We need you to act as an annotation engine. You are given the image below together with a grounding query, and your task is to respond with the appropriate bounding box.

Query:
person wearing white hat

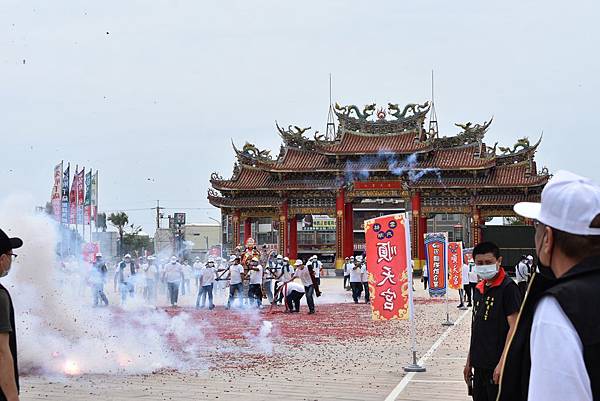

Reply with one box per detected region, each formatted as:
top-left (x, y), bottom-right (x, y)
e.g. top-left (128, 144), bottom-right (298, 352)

top-left (349, 256), bottom-right (363, 303)
top-left (275, 256), bottom-right (294, 304)
top-left (343, 257), bottom-right (351, 290)
top-left (193, 256), bottom-right (203, 291)
top-left (226, 255), bottom-right (245, 309)
top-left (90, 253), bottom-right (109, 307)
top-left (247, 257), bottom-right (263, 308)
top-left (308, 255), bottom-right (322, 286)
top-left (499, 171), bottom-right (600, 401)
top-left (289, 259), bottom-right (318, 314)
top-left (196, 258), bottom-right (216, 309)
top-left (514, 255), bottom-right (531, 297)
top-left (144, 255), bottom-right (160, 303)
top-left (114, 253), bottom-right (137, 305)
top-left (162, 256), bottom-right (184, 307)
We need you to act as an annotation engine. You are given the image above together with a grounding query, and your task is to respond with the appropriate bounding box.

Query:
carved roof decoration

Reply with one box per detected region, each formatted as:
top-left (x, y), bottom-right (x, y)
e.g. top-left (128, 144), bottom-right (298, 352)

top-left (211, 101), bottom-right (549, 202)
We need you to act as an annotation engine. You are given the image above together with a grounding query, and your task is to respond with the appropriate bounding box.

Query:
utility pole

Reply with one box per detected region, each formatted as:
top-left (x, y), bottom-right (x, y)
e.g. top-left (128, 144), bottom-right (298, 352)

top-left (155, 200), bottom-right (164, 231)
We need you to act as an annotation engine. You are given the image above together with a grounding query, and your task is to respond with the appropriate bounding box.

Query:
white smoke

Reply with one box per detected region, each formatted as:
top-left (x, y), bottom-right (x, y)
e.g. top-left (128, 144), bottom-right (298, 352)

top-left (0, 194), bottom-right (206, 375)
top-left (344, 151), bottom-right (442, 184)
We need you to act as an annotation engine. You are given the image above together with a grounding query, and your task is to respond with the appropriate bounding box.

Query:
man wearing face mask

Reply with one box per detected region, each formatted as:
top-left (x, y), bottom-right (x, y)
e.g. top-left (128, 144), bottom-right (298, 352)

top-left (463, 241), bottom-right (521, 401)
top-left (0, 228), bottom-right (23, 401)
top-left (498, 171), bottom-right (600, 401)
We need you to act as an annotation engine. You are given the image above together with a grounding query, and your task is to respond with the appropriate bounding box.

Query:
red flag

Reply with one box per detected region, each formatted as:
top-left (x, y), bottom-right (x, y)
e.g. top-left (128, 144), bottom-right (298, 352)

top-left (448, 242), bottom-right (464, 290)
top-left (424, 232), bottom-right (448, 297)
top-left (69, 168), bottom-right (78, 224)
top-left (77, 168), bottom-right (85, 225)
top-left (364, 213), bottom-right (410, 321)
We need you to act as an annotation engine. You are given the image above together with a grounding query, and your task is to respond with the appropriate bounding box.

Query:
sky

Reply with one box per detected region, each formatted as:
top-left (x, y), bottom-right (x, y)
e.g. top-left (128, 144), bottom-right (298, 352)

top-left (1, 0), bottom-right (598, 232)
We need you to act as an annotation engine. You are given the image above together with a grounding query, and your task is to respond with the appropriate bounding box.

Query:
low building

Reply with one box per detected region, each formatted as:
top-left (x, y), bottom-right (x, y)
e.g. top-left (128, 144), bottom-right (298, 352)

top-left (183, 224), bottom-right (221, 260)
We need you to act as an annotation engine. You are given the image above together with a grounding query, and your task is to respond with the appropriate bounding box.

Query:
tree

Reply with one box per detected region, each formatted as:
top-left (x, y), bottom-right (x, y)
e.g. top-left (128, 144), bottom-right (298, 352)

top-left (108, 212), bottom-right (129, 256)
top-left (122, 224), bottom-right (153, 256)
top-left (505, 216), bottom-right (525, 226)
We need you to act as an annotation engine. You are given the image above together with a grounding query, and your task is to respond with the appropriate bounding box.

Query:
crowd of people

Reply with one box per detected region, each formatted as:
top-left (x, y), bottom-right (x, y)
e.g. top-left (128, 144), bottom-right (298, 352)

top-left (59, 248), bottom-right (334, 314)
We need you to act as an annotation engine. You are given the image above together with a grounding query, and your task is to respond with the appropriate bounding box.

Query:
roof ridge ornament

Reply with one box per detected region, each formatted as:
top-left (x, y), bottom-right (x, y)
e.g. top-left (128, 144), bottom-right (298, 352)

top-left (498, 137), bottom-right (531, 155)
top-left (334, 103), bottom-right (376, 121)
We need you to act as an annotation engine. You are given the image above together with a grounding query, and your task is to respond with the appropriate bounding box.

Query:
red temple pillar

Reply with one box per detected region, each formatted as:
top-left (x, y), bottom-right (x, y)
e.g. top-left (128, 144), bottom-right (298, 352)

top-left (289, 214), bottom-right (298, 260)
top-left (419, 215), bottom-right (427, 261)
top-left (344, 202), bottom-right (354, 258)
top-left (335, 188), bottom-right (345, 269)
top-left (244, 218), bottom-right (252, 242)
top-left (232, 210), bottom-right (241, 247)
top-left (278, 201), bottom-right (288, 257)
top-left (411, 192), bottom-right (426, 269)
top-left (472, 206), bottom-right (482, 246)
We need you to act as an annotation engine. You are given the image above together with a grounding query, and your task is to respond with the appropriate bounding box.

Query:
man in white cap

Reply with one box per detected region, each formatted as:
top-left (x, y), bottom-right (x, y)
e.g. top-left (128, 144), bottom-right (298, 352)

top-left (499, 171), bottom-right (600, 401)
top-left (308, 255), bottom-right (322, 286)
top-left (162, 256), bottom-right (184, 307)
top-left (514, 254), bottom-right (530, 297)
top-left (343, 257), bottom-right (351, 290)
top-left (193, 256), bottom-right (203, 291)
top-left (289, 260), bottom-right (318, 314)
top-left (226, 255), bottom-right (245, 309)
top-left (275, 256), bottom-right (294, 304)
top-left (349, 256), bottom-right (363, 303)
top-left (90, 253), bottom-right (109, 307)
top-left (114, 254), bottom-right (137, 305)
top-left (0, 228), bottom-right (23, 401)
top-left (196, 258), bottom-right (216, 309)
top-left (247, 257), bottom-right (263, 308)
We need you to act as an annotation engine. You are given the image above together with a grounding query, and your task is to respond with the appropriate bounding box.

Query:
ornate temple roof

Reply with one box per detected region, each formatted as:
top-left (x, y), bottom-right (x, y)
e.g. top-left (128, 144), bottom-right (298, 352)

top-left (209, 101), bottom-right (549, 202)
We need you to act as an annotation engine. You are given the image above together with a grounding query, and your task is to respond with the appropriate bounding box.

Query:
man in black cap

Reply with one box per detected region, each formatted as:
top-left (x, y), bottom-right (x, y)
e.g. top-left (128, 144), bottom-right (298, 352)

top-left (0, 228), bottom-right (23, 401)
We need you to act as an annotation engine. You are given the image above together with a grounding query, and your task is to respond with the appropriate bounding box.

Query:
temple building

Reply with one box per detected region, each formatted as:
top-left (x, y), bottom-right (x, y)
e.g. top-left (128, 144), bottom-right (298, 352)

top-left (208, 101), bottom-right (549, 272)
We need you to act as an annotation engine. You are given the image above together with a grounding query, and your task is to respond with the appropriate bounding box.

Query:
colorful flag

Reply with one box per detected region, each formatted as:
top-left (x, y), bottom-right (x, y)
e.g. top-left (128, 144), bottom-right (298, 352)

top-left (91, 170), bottom-right (98, 221)
top-left (364, 213), bottom-right (411, 321)
top-left (448, 241), bottom-right (464, 290)
top-left (69, 167), bottom-right (78, 224)
top-left (424, 232), bottom-right (448, 297)
top-left (61, 164), bottom-right (70, 226)
top-left (51, 162), bottom-right (62, 221)
top-left (76, 168), bottom-right (85, 225)
top-left (463, 248), bottom-right (474, 265)
top-left (84, 170), bottom-right (92, 225)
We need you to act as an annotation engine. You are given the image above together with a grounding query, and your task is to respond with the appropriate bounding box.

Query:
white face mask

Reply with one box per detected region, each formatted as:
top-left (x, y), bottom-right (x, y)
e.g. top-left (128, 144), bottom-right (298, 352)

top-left (476, 264), bottom-right (498, 280)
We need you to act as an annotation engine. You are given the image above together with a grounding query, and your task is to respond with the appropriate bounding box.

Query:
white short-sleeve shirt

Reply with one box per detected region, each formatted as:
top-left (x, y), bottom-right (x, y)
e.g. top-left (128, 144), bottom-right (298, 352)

top-left (528, 296), bottom-right (592, 401)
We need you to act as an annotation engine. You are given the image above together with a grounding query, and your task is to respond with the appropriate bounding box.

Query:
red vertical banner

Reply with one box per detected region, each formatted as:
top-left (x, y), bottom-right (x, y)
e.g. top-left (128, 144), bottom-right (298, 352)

top-left (365, 213), bottom-right (410, 321)
top-left (424, 232), bottom-right (448, 297)
top-left (76, 168), bottom-right (85, 225)
top-left (447, 242), bottom-right (463, 290)
top-left (69, 168), bottom-right (78, 224)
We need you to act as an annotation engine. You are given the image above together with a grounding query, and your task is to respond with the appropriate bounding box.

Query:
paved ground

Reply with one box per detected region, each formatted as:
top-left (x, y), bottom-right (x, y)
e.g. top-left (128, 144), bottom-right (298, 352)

top-left (20, 278), bottom-right (472, 401)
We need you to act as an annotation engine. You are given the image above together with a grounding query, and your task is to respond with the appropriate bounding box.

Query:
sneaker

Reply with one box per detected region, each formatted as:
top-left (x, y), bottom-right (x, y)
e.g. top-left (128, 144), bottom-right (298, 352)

top-left (308, 311), bottom-right (315, 314)
top-left (457, 304), bottom-right (464, 308)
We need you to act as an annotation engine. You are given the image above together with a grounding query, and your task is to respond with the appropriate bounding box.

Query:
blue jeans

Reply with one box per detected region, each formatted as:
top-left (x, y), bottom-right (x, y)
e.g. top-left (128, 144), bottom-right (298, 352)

top-left (119, 282), bottom-right (134, 304)
top-left (304, 284), bottom-right (315, 312)
top-left (197, 284), bottom-right (214, 308)
top-left (227, 282), bottom-right (244, 308)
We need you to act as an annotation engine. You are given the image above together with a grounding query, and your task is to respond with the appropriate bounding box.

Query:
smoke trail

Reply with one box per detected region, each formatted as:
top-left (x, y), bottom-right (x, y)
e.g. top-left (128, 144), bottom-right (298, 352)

top-left (344, 151), bottom-right (442, 184)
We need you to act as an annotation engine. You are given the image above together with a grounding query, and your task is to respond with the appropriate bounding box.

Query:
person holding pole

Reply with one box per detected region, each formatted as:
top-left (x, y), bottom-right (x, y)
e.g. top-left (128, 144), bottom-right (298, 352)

top-left (463, 241), bottom-right (521, 401)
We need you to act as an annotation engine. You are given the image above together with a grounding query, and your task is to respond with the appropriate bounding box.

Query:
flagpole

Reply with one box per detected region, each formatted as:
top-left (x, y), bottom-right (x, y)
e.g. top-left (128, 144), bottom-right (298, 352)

top-left (404, 212), bottom-right (425, 372)
top-left (59, 160), bottom-right (64, 259)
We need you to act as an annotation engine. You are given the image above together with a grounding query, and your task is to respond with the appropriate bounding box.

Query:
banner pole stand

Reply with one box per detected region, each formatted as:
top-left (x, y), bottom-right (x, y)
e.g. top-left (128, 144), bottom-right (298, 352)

top-left (442, 291), bottom-right (454, 326)
top-left (404, 214), bottom-right (426, 373)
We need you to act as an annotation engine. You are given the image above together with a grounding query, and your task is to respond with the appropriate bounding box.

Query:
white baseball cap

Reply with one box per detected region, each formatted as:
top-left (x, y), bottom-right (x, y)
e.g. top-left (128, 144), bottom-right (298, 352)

top-left (276, 254), bottom-right (283, 259)
top-left (95, 252), bottom-right (102, 257)
top-left (514, 170), bottom-right (600, 236)
top-left (294, 259), bottom-right (303, 266)
top-left (170, 256), bottom-right (177, 262)
top-left (355, 255), bottom-right (363, 262)
top-left (229, 255), bottom-right (237, 262)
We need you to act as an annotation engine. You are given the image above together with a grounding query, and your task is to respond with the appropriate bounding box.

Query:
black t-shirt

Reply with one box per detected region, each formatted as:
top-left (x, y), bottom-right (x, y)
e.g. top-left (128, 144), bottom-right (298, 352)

top-left (0, 283), bottom-right (19, 400)
top-left (470, 275), bottom-right (521, 369)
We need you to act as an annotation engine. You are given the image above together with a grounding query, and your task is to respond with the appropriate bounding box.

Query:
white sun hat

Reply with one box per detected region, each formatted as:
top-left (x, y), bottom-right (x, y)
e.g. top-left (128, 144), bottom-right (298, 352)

top-left (514, 170), bottom-right (600, 236)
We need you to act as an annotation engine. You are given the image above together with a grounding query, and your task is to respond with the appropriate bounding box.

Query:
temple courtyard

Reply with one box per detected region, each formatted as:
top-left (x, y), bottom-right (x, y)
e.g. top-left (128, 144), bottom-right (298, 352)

top-left (20, 278), bottom-right (472, 401)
